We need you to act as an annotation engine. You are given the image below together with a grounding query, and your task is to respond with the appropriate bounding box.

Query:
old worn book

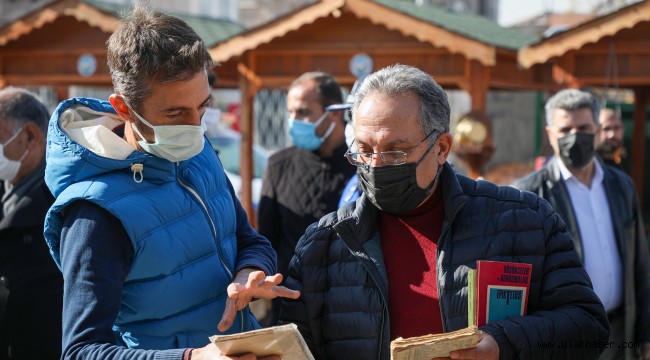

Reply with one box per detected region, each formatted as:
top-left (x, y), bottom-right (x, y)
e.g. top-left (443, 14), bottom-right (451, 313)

top-left (390, 326), bottom-right (480, 360)
top-left (209, 323), bottom-right (314, 360)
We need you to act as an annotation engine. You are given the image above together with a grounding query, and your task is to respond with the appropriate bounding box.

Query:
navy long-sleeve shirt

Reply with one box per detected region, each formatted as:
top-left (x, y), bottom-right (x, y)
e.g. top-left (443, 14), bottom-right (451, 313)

top-left (59, 180), bottom-right (275, 360)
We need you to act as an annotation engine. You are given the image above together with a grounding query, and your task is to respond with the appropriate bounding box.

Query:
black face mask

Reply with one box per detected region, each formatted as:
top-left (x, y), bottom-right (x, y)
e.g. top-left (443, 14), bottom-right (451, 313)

top-left (557, 132), bottom-right (595, 169)
top-left (357, 142), bottom-right (441, 215)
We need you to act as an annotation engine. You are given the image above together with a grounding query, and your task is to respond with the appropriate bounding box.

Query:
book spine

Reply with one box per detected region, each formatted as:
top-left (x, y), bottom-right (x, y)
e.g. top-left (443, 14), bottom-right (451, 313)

top-left (467, 269), bottom-right (476, 327)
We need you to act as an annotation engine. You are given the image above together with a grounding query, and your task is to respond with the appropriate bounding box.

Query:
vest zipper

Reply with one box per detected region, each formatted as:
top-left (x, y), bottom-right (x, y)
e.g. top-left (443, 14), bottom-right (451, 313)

top-left (177, 175), bottom-right (245, 332)
top-left (177, 177), bottom-right (234, 279)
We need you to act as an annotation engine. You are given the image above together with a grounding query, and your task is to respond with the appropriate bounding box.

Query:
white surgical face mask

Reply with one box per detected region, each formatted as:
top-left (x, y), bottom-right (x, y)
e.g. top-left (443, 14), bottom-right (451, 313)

top-left (128, 106), bottom-right (206, 162)
top-left (0, 128), bottom-right (28, 182)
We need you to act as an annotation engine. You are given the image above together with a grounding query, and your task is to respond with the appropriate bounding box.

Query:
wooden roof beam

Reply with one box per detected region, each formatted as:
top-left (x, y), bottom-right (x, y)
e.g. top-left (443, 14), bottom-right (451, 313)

top-left (519, 0), bottom-right (650, 68)
top-left (209, 0), bottom-right (345, 63)
top-left (0, 0), bottom-right (119, 46)
top-left (345, 0), bottom-right (496, 66)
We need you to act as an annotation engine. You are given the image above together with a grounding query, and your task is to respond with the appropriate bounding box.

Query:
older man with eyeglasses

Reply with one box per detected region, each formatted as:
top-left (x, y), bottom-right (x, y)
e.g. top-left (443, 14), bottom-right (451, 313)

top-left (277, 64), bottom-right (608, 360)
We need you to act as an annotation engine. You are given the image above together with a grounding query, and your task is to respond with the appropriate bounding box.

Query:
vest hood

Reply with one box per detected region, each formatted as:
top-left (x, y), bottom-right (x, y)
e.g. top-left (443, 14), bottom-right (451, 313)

top-left (45, 97), bottom-right (175, 198)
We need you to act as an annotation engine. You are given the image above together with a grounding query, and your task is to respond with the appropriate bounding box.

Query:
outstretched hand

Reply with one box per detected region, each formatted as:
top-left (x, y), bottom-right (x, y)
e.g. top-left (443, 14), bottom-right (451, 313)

top-left (218, 268), bottom-right (300, 332)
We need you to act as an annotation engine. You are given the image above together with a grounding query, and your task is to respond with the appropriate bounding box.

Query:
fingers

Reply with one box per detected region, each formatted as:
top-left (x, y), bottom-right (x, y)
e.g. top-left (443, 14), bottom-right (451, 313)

top-left (246, 270), bottom-right (267, 288)
top-left (449, 348), bottom-right (477, 359)
top-left (218, 297), bottom-right (237, 332)
top-left (260, 273), bottom-right (283, 286)
top-left (273, 285), bottom-right (301, 299)
top-left (448, 331), bottom-right (499, 360)
top-left (226, 282), bottom-right (241, 298)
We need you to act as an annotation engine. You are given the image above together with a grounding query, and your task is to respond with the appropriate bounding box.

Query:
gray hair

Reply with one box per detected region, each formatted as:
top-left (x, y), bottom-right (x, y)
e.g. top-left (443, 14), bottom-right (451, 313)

top-left (0, 87), bottom-right (49, 135)
top-left (351, 64), bottom-right (450, 143)
top-left (545, 89), bottom-right (600, 126)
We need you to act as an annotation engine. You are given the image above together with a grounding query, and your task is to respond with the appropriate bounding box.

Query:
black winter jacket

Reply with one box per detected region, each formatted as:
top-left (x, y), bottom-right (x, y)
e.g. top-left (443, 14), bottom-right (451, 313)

top-left (280, 162), bottom-right (609, 360)
top-left (0, 162), bottom-right (62, 360)
top-left (514, 156), bottom-right (650, 359)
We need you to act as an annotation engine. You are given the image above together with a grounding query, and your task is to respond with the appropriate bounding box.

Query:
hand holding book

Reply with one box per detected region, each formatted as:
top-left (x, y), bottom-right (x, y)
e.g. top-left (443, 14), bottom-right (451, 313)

top-left (389, 327), bottom-right (500, 360)
top-left (210, 323), bottom-right (314, 359)
top-left (434, 330), bottom-right (499, 360)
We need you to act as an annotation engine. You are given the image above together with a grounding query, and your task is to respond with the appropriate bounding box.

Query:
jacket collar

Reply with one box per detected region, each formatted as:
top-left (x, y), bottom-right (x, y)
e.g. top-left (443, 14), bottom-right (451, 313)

top-left (439, 162), bottom-right (469, 223)
top-left (335, 161), bottom-right (467, 245)
top-left (0, 161), bottom-right (52, 230)
top-left (547, 156), bottom-right (563, 183)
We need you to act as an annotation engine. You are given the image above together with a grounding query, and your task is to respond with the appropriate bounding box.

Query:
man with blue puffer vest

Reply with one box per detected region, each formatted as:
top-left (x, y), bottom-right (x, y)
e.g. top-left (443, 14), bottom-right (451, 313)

top-left (43, 5), bottom-right (298, 360)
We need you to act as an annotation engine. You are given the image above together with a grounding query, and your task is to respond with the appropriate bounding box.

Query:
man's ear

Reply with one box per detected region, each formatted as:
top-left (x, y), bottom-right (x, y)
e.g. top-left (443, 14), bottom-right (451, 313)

top-left (23, 122), bottom-right (42, 149)
top-left (435, 132), bottom-right (453, 164)
top-left (109, 94), bottom-right (134, 123)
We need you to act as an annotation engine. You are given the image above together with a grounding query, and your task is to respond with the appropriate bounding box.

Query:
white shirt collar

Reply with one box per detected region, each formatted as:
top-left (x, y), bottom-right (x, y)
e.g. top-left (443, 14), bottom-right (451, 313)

top-left (556, 156), bottom-right (603, 187)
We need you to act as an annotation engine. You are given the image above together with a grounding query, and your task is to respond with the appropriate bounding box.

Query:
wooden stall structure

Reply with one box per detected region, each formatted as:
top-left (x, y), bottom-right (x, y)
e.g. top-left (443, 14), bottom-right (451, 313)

top-left (519, 0), bottom-right (650, 206)
top-left (0, 0), bottom-right (244, 97)
top-left (210, 0), bottom-right (554, 218)
top-left (0, 0), bottom-right (559, 220)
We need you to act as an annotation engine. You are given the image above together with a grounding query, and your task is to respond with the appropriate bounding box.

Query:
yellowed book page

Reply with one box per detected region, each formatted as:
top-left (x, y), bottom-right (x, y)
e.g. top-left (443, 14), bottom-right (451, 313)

top-left (209, 323), bottom-right (315, 360)
top-left (390, 326), bottom-right (480, 360)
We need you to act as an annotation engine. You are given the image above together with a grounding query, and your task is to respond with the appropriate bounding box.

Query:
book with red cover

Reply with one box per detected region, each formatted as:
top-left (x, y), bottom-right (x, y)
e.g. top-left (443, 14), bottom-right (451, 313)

top-left (474, 260), bottom-right (532, 327)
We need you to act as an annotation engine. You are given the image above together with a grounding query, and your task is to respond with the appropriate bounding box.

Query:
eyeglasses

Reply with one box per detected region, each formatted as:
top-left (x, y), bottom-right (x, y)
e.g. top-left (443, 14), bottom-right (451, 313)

top-left (345, 129), bottom-right (439, 166)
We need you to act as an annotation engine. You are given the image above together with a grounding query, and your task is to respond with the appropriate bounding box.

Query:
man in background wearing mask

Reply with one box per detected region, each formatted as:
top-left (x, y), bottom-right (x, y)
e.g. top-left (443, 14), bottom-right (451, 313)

top-left (258, 71), bottom-right (355, 324)
top-left (279, 65), bottom-right (609, 359)
top-left (0, 88), bottom-right (62, 360)
top-left (515, 89), bottom-right (650, 360)
top-left (597, 108), bottom-right (628, 170)
top-left (42, 5), bottom-right (298, 360)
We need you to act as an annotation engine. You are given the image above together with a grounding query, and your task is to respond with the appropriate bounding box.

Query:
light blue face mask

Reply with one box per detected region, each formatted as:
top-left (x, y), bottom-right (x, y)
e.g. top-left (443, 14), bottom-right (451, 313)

top-left (288, 111), bottom-right (335, 151)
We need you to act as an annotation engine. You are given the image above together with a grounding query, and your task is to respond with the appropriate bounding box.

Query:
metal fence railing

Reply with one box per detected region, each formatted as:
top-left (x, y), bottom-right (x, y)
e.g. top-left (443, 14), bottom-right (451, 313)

top-left (254, 89), bottom-right (289, 153)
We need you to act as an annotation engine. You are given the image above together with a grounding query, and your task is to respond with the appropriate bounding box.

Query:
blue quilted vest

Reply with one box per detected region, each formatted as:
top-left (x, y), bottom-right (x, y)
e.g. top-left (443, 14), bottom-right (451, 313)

top-left (44, 98), bottom-right (258, 349)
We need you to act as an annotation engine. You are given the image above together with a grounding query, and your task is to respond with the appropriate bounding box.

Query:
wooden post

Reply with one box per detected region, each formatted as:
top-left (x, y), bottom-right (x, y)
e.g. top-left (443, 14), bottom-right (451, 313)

top-left (552, 54), bottom-right (581, 89)
top-left (467, 59), bottom-right (489, 113)
top-left (631, 88), bottom-right (648, 208)
top-left (0, 57), bottom-right (4, 88)
top-left (238, 67), bottom-right (254, 225)
top-left (237, 60), bottom-right (262, 226)
top-left (458, 60), bottom-right (493, 179)
top-left (53, 86), bottom-right (69, 102)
